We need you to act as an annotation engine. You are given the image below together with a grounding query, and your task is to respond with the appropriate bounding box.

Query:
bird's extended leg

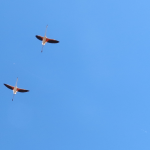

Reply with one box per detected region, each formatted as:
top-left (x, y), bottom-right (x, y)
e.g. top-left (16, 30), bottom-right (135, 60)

top-left (12, 94), bottom-right (15, 101)
top-left (41, 45), bottom-right (44, 52)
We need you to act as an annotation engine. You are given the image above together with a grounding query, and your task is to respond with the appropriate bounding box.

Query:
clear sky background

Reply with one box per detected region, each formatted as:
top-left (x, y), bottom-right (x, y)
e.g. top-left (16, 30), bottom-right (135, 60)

top-left (1, 0), bottom-right (150, 149)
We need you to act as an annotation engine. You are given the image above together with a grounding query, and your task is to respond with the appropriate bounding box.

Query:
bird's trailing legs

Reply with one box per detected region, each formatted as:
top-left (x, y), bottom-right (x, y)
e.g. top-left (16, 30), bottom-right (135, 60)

top-left (12, 94), bottom-right (15, 101)
top-left (41, 45), bottom-right (44, 52)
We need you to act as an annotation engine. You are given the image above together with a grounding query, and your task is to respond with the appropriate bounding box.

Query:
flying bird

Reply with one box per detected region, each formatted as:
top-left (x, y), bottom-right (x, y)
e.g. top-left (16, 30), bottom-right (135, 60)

top-left (36, 25), bottom-right (59, 52)
top-left (4, 77), bottom-right (29, 101)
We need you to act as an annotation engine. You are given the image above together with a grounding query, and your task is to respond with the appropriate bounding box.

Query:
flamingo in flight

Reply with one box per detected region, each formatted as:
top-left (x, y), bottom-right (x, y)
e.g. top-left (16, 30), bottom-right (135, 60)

top-left (4, 78), bottom-right (29, 101)
top-left (36, 25), bottom-right (59, 52)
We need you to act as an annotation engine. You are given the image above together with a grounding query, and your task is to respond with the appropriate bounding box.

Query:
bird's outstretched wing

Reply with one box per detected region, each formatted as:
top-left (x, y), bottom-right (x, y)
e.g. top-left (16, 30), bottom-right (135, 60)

top-left (4, 84), bottom-right (14, 90)
top-left (17, 88), bottom-right (29, 93)
top-left (36, 35), bottom-right (43, 41)
top-left (46, 38), bottom-right (59, 43)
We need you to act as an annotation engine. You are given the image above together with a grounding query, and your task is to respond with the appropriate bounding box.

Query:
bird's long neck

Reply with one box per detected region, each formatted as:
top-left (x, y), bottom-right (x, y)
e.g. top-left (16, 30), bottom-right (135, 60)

top-left (15, 78), bottom-right (18, 87)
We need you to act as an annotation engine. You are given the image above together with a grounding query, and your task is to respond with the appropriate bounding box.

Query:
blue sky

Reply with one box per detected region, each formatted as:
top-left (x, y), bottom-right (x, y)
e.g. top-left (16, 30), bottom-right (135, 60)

top-left (1, 0), bottom-right (150, 149)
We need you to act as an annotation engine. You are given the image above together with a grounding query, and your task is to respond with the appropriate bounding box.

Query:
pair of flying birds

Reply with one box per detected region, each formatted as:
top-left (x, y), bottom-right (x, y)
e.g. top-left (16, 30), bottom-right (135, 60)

top-left (4, 25), bottom-right (59, 101)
